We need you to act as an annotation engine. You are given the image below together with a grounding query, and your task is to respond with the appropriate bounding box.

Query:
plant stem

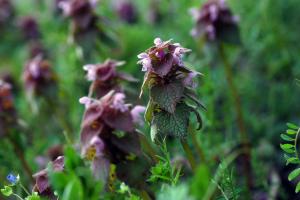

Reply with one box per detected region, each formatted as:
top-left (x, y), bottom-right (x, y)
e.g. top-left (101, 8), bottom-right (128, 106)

top-left (137, 130), bottom-right (158, 163)
top-left (218, 43), bottom-right (253, 190)
top-left (12, 193), bottom-right (24, 200)
top-left (139, 190), bottom-right (152, 200)
top-left (7, 136), bottom-right (34, 183)
top-left (190, 127), bottom-right (207, 163)
top-left (180, 139), bottom-right (196, 172)
top-left (203, 150), bottom-right (242, 200)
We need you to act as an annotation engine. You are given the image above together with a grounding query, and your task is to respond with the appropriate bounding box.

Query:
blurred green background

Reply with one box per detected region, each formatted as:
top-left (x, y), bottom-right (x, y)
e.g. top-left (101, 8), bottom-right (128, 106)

top-left (1, 0), bottom-right (300, 199)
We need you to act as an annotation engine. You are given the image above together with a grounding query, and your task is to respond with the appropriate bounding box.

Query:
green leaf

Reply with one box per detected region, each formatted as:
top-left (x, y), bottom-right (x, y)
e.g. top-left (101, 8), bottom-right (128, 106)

top-left (145, 100), bottom-right (155, 124)
top-left (1, 186), bottom-right (12, 196)
top-left (62, 177), bottom-right (83, 200)
top-left (296, 182), bottom-right (300, 193)
top-left (286, 129), bottom-right (297, 135)
top-left (25, 192), bottom-right (41, 200)
top-left (280, 144), bottom-right (294, 153)
top-left (152, 103), bottom-right (190, 141)
top-left (281, 134), bottom-right (295, 142)
top-left (287, 157), bottom-right (300, 165)
top-left (288, 168), bottom-right (300, 181)
top-left (287, 123), bottom-right (299, 130)
top-left (150, 82), bottom-right (184, 113)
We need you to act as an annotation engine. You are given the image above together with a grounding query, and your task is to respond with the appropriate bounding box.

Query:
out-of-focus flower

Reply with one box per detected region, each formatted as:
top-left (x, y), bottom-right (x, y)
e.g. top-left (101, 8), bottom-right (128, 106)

top-left (190, 0), bottom-right (239, 43)
top-left (23, 55), bottom-right (57, 97)
top-left (18, 16), bottom-right (41, 41)
top-left (0, 80), bottom-right (17, 137)
top-left (79, 91), bottom-right (144, 183)
top-left (47, 145), bottom-right (64, 161)
top-left (29, 42), bottom-right (47, 59)
top-left (33, 156), bottom-right (64, 197)
top-left (148, 0), bottom-right (162, 25)
top-left (6, 173), bottom-right (19, 185)
top-left (58, 0), bottom-right (98, 34)
top-left (0, 0), bottom-right (14, 26)
top-left (114, 0), bottom-right (138, 24)
top-left (83, 59), bottom-right (136, 98)
top-left (131, 105), bottom-right (146, 127)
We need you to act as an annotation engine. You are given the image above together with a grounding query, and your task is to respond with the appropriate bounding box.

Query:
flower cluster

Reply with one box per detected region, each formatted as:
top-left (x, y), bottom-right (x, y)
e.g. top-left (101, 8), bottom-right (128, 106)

top-left (22, 55), bottom-right (57, 97)
top-left (138, 38), bottom-right (203, 141)
top-left (33, 156), bottom-right (64, 197)
top-left (79, 91), bottom-right (145, 182)
top-left (114, 0), bottom-right (138, 24)
top-left (190, 0), bottom-right (239, 43)
top-left (0, 0), bottom-right (14, 27)
top-left (0, 80), bottom-right (17, 137)
top-left (83, 59), bottom-right (136, 98)
top-left (18, 16), bottom-right (41, 41)
top-left (59, 0), bottom-right (99, 35)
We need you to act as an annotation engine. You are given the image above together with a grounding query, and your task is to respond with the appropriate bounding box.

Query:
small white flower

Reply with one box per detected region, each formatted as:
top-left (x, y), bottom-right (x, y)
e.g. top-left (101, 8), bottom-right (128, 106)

top-left (58, 1), bottom-right (72, 16)
top-left (154, 37), bottom-right (163, 47)
top-left (83, 64), bottom-right (97, 81)
top-left (111, 93), bottom-right (128, 112)
top-left (79, 96), bottom-right (94, 108)
top-left (131, 105), bottom-right (146, 126)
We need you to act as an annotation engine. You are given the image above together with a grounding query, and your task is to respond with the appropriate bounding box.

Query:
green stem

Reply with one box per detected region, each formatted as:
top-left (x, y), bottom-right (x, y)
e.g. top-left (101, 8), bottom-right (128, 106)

top-left (7, 136), bottom-right (34, 184)
top-left (218, 43), bottom-right (253, 189)
top-left (294, 128), bottom-right (300, 160)
top-left (12, 193), bottom-right (24, 200)
top-left (180, 139), bottom-right (196, 172)
top-left (139, 190), bottom-right (152, 200)
top-left (137, 130), bottom-right (158, 163)
top-left (19, 183), bottom-right (30, 196)
top-left (203, 150), bottom-right (242, 200)
top-left (190, 127), bottom-right (207, 163)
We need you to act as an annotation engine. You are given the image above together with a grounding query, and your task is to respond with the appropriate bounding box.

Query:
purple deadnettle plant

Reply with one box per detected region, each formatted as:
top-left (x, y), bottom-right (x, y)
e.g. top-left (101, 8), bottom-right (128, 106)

top-left (0, 0), bottom-right (14, 27)
top-left (58, 0), bottom-right (114, 51)
top-left (83, 59), bottom-right (136, 98)
top-left (79, 91), bottom-right (145, 184)
top-left (113, 0), bottom-right (138, 24)
top-left (138, 38), bottom-right (204, 143)
top-left (0, 80), bottom-right (17, 137)
top-left (190, 0), bottom-right (240, 45)
top-left (18, 16), bottom-right (41, 41)
top-left (22, 55), bottom-right (57, 98)
top-left (33, 156), bottom-right (64, 198)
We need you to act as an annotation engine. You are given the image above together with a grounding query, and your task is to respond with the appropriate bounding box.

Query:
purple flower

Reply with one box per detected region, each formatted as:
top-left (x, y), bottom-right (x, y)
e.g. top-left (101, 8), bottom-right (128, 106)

top-left (18, 16), bottom-right (41, 41)
top-left (190, 0), bottom-right (239, 42)
top-left (33, 156), bottom-right (64, 196)
top-left (131, 105), bottom-right (146, 126)
top-left (83, 59), bottom-right (135, 98)
top-left (114, 0), bottom-right (138, 24)
top-left (0, 0), bottom-right (14, 26)
top-left (23, 55), bottom-right (56, 97)
top-left (137, 37), bottom-right (192, 78)
top-left (79, 91), bottom-right (143, 183)
top-left (58, 0), bottom-right (98, 33)
top-left (0, 80), bottom-right (17, 137)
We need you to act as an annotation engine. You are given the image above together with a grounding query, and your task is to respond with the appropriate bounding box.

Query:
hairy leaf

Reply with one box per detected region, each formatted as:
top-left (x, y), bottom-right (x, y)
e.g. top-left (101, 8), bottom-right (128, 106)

top-left (145, 100), bottom-right (155, 124)
top-left (150, 82), bottom-right (184, 113)
top-left (151, 103), bottom-right (190, 141)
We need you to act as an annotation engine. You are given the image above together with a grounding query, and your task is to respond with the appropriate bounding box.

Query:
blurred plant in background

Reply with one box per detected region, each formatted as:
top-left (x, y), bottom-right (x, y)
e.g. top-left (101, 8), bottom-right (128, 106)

top-left (1, 0), bottom-right (300, 199)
